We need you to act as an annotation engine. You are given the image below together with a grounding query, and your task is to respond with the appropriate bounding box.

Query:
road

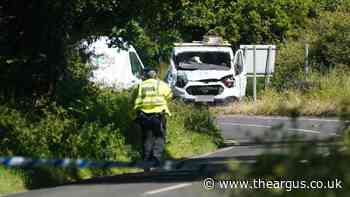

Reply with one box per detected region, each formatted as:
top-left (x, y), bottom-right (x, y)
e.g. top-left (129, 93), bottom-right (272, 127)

top-left (218, 115), bottom-right (341, 144)
top-left (7, 115), bottom-right (342, 197)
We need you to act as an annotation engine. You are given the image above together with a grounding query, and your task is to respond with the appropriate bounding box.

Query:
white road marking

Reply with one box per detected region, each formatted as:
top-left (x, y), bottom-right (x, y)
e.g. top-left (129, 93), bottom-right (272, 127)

top-left (142, 146), bottom-right (235, 196)
top-left (191, 146), bottom-right (234, 158)
top-left (221, 115), bottom-right (342, 122)
top-left (221, 122), bottom-right (272, 129)
top-left (142, 183), bottom-right (193, 196)
top-left (220, 122), bottom-right (340, 135)
top-left (286, 128), bottom-right (321, 134)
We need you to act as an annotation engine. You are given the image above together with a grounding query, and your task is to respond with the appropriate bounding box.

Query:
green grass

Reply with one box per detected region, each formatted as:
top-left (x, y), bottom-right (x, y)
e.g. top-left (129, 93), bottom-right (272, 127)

top-left (166, 100), bottom-right (221, 158)
top-left (0, 167), bottom-right (26, 196)
top-left (167, 117), bottom-right (217, 158)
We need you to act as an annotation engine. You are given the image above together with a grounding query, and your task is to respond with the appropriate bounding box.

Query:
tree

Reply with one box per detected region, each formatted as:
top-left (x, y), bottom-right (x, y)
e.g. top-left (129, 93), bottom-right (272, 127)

top-left (0, 0), bottom-right (135, 101)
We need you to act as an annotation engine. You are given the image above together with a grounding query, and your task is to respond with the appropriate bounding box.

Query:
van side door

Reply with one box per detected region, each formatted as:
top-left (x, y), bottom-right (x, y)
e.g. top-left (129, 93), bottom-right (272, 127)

top-left (234, 50), bottom-right (247, 98)
top-left (129, 51), bottom-right (144, 85)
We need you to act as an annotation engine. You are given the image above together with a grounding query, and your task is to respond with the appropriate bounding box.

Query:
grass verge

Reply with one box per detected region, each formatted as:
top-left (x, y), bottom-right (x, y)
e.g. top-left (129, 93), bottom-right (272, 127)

top-left (0, 167), bottom-right (26, 196)
top-left (212, 69), bottom-right (350, 117)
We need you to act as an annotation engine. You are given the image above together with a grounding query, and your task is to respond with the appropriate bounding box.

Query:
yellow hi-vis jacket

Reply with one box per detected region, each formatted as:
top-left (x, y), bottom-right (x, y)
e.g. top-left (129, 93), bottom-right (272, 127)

top-left (134, 79), bottom-right (172, 116)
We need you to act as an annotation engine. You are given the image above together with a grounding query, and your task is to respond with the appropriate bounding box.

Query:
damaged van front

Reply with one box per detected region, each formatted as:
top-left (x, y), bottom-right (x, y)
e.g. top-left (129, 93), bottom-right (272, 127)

top-left (166, 37), bottom-right (247, 103)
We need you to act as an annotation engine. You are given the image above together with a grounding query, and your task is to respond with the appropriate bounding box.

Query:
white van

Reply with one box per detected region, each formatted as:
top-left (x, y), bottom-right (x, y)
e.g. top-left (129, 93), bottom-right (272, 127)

top-left (166, 36), bottom-right (247, 103)
top-left (86, 37), bottom-right (144, 89)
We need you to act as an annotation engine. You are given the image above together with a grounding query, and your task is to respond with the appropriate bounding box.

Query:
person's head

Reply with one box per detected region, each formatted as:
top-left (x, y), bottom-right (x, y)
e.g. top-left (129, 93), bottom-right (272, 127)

top-left (144, 68), bottom-right (157, 79)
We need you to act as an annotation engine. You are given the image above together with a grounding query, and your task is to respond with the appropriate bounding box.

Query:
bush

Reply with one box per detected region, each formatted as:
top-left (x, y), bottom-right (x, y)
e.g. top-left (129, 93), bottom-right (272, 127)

top-left (0, 84), bottom-right (221, 194)
top-left (271, 8), bottom-right (350, 91)
top-left (311, 11), bottom-right (350, 68)
top-left (166, 100), bottom-right (221, 158)
top-left (173, 101), bottom-right (223, 145)
top-left (272, 41), bottom-right (305, 90)
top-left (0, 101), bottom-right (132, 161)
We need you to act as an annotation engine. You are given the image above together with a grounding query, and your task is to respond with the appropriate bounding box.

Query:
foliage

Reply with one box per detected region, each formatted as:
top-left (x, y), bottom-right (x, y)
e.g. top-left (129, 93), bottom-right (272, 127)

top-left (166, 100), bottom-right (220, 158)
top-left (172, 101), bottom-right (223, 147)
top-left (269, 7), bottom-right (350, 90)
top-left (310, 11), bottom-right (350, 68)
top-left (0, 94), bottom-right (219, 195)
top-left (2, 0), bottom-right (348, 102)
top-left (272, 42), bottom-right (305, 90)
top-left (0, 102), bottom-right (130, 160)
top-left (178, 0), bottom-right (315, 43)
top-left (0, 0), bottom-right (137, 100)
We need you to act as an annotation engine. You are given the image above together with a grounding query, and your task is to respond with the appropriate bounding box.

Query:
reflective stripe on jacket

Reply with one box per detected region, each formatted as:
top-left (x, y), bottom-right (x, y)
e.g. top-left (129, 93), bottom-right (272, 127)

top-left (134, 79), bottom-right (172, 115)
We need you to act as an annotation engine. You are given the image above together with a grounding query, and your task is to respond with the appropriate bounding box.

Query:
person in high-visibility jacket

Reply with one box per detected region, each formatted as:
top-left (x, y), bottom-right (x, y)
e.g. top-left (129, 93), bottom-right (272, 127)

top-left (133, 69), bottom-right (172, 167)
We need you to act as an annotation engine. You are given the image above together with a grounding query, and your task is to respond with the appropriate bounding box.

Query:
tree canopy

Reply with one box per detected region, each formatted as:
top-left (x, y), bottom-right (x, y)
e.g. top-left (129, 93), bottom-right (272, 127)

top-left (0, 0), bottom-right (349, 101)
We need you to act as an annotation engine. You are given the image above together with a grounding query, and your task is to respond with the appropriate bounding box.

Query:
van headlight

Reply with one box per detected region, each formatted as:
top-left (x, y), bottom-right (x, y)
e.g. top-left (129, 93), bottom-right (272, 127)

top-left (222, 75), bottom-right (235, 88)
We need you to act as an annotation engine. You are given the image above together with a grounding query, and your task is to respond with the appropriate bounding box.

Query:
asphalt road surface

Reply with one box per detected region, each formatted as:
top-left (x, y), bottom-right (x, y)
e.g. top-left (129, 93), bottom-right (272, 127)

top-left (6, 115), bottom-right (343, 197)
top-left (218, 115), bottom-right (342, 144)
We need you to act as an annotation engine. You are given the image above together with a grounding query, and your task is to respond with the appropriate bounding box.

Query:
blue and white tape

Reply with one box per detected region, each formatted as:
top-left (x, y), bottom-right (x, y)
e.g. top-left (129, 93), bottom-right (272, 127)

top-left (0, 156), bottom-right (159, 169)
top-left (0, 156), bottom-right (221, 170)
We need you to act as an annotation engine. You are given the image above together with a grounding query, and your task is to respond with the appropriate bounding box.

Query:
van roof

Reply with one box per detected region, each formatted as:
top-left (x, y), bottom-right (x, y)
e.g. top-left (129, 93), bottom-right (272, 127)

top-left (174, 36), bottom-right (231, 47)
top-left (174, 42), bottom-right (231, 47)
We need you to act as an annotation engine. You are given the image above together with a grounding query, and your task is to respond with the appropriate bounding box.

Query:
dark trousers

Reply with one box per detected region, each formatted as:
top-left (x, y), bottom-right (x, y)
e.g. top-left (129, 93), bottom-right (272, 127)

top-left (137, 112), bottom-right (166, 163)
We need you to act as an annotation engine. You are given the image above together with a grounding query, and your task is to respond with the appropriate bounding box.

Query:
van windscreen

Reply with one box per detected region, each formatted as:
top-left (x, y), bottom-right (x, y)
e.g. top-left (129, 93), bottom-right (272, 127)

top-left (175, 51), bottom-right (231, 70)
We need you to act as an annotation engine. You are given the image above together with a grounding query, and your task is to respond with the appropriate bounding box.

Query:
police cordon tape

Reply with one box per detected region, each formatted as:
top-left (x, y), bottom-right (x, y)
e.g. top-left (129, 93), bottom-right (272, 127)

top-left (0, 156), bottom-right (170, 169)
top-left (0, 155), bottom-right (249, 169)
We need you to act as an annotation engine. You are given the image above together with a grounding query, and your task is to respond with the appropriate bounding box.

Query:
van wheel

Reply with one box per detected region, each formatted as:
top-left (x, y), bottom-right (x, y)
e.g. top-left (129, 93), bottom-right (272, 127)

top-left (225, 97), bottom-right (240, 106)
top-left (214, 97), bottom-right (239, 106)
